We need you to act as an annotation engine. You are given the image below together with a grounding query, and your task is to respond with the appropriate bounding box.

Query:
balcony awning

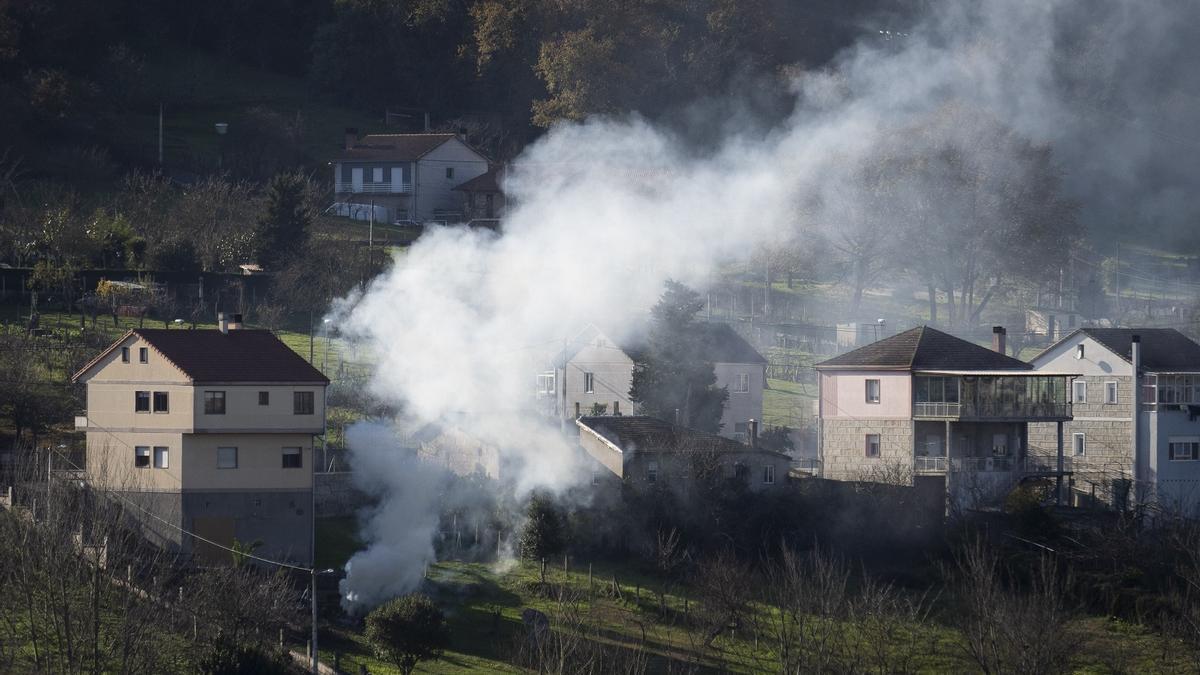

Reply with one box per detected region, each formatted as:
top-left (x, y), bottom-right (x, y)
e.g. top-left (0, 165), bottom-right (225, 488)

top-left (914, 370), bottom-right (1082, 377)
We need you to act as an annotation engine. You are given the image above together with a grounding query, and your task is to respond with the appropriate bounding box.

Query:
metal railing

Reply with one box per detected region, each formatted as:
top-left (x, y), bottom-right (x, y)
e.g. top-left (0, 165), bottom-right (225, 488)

top-left (913, 402), bottom-right (961, 417)
top-left (792, 458), bottom-right (822, 475)
top-left (335, 182), bottom-right (413, 194)
top-left (914, 456), bottom-right (948, 473)
top-left (913, 402), bottom-right (1072, 420)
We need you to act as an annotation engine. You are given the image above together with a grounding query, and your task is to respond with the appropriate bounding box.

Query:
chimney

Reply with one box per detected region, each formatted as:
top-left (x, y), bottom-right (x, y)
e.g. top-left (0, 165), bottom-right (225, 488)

top-left (613, 401), bottom-right (620, 416)
top-left (574, 402), bottom-right (580, 418)
top-left (344, 127), bottom-right (358, 151)
top-left (992, 326), bottom-right (1007, 354)
top-left (218, 312), bottom-right (228, 334)
top-left (228, 313), bottom-right (243, 330)
top-left (748, 419), bottom-right (759, 448)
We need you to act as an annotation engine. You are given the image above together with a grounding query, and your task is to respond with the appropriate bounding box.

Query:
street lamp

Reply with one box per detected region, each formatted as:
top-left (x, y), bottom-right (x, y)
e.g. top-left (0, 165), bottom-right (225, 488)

top-left (214, 123), bottom-right (228, 170)
top-left (311, 567), bottom-right (337, 674)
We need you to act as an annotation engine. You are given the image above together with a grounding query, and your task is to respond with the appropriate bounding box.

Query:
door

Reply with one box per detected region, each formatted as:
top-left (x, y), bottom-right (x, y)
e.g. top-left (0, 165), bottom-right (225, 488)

top-left (351, 167), bottom-right (363, 193)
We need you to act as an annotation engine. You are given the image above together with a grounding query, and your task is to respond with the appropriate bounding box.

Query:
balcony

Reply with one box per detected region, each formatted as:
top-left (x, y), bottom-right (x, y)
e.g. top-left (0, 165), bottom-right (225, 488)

top-left (913, 375), bottom-right (1072, 421)
top-left (791, 458), bottom-right (822, 476)
top-left (913, 454), bottom-right (1071, 475)
top-left (335, 181), bottom-right (413, 194)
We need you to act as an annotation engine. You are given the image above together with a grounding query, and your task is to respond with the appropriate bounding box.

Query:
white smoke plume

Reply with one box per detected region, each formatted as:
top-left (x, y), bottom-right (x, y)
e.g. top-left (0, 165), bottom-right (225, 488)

top-left (335, 0), bottom-right (1199, 609)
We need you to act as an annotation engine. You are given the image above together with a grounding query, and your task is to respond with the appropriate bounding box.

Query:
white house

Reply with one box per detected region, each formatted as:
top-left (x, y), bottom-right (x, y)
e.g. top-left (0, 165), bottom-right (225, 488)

top-left (1030, 328), bottom-right (1200, 515)
top-left (539, 323), bottom-right (767, 441)
top-left (331, 130), bottom-right (489, 224)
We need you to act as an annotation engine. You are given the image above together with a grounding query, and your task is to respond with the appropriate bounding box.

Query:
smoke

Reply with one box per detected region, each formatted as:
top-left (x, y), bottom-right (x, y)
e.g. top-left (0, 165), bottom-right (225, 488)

top-left (335, 0), bottom-right (1199, 609)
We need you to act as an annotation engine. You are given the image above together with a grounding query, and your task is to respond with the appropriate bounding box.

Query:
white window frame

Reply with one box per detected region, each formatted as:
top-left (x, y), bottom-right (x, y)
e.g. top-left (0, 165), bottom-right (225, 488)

top-left (763, 464), bottom-right (775, 485)
top-left (1169, 437), bottom-right (1200, 461)
top-left (733, 372), bottom-right (750, 394)
top-left (134, 446), bottom-right (150, 468)
top-left (282, 447), bottom-right (302, 469)
top-left (865, 434), bottom-right (881, 458)
top-left (217, 446), bottom-right (238, 469)
top-left (865, 378), bottom-right (881, 404)
top-left (153, 446), bottom-right (169, 469)
top-left (584, 372), bottom-right (595, 394)
top-left (733, 422), bottom-right (748, 442)
top-left (1105, 381), bottom-right (1118, 405)
top-left (1072, 433), bottom-right (1085, 456)
top-left (1072, 380), bottom-right (1087, 404)
top-left (536, 372), bottom-right (555, 396)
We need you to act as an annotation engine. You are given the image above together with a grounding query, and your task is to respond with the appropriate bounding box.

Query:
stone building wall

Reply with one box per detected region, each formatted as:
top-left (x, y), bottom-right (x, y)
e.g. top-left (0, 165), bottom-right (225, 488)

top-left (821, 418), bottom-right (914, 483)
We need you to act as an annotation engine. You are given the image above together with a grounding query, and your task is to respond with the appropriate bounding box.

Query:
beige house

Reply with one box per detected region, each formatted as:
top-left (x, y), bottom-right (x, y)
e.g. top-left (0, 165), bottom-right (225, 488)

top-left (541, 323), bottom-right (766, 441)
top-left (577, 416), bottom-right (790, 494)
top-left (72, 315), bottom-right (329, 564)
top-left (816, 326), bottom-right (1075, 509)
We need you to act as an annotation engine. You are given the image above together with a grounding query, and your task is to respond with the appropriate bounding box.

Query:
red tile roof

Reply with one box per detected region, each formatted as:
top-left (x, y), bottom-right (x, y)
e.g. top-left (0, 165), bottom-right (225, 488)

top-left (73, 329), bottom-right (329, 384)
top-left (334, 133), bottom-right (486, 162)
top-left (453, 165), bottom-right (504, 193)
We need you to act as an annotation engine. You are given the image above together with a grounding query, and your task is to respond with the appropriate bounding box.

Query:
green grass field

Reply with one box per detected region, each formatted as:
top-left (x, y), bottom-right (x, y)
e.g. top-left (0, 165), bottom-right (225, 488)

top-left (762, 378), bottom-right (814, 430)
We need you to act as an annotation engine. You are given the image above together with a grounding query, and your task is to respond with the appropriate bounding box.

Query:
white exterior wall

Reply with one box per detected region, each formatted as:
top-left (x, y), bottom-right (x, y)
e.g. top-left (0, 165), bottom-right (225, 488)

top-left (413, 138), bottom-right (488, 221)
top-left (716, 362), bottom-right (764, 439)
top-left (561, 343), bottom-right (636, 418)
top-left (820, 371), bottom-right (912, 419)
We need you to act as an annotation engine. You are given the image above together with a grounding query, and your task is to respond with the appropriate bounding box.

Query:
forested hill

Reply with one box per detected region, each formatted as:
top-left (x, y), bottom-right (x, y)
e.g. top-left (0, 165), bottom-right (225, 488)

top-left (0, 0), bottom-right (903, 183)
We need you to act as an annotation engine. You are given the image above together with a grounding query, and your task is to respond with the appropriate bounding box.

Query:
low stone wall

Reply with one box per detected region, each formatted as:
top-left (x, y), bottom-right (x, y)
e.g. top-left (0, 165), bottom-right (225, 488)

top-left (315, 472), bottom-right (369, 517)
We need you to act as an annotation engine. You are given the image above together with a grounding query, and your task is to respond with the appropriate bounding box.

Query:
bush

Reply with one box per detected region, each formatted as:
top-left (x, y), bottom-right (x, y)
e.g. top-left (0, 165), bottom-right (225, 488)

top-left (520, 492), bottom-right (565, 563)
top-left (198, 640), bottom-right (294, 675)
top-left (364, 594), bottom-right (449, 675)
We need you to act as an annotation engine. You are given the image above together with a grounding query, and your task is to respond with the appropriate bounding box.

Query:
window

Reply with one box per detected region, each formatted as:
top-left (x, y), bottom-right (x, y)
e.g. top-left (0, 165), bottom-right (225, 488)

top-left (1072, 380), bottom-right (1087, 404)
top-left (584, 372), bottom-right (595, 394)
top-left (1170, 439), bottom-right (1200, 461)
top-left (734, 422), bottom-right (748, 442)
top-left (153, 446), bottom-right (169, 469)
top-left (1105, 381), bottom-right (1118, 405)
top-left (217, 447), bottom-right (238, 469)
top-left (134, 446), bottom-right (150, 468)
top-left (445, 167), bottom-right (454, 179)
top-left (134, 391), bottom-right (150, 412)
top-left (733, 372), bottom-right (750, 394)
top-left (1075, 344), bottom-right (1085, 359)
top-left (372, 167), bottom-right (383, 182)
top-left (138, 347), bottom-right (148, 363)
top-left (282, 447), bottom-right (302, 469)
top-left (536, 372), bottom-right (555, 395)
top-left (153, 391), bottom-right (169, 413)
top-left (204, 391), bottom-right (226, 415)
top-left (294, 391), bottom-right (315, 415)
top-left (121, 347), bottom-right (130, 363)
top-left (1072, 433), bottom-right (1086, 456)
top-left (734, 463), bottom-right (750, 481)
top-left (591, 471), bottom-right (600, 486)
top-left (865, 434), bottom-right (881, 458)
top-left (259, 391), bottom-right (270, 406)
top-left (865, 379), bottom-right (881, 403)
top-left (647, 461), bottom-right (658, 483)
top-left (763, 464), bottom-right (775, 485)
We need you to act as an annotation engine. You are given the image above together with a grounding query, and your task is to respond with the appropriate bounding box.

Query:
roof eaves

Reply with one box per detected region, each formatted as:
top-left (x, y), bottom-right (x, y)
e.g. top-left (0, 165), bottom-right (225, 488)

top-left (72, 330), bottom-right (137, 382)
top-left (1027, 328), bottom-right (1088, 365)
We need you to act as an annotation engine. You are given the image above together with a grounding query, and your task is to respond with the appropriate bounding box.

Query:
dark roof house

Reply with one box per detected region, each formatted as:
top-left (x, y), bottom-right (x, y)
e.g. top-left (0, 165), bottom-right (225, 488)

top-left (814, 326), bottom-right (1030, 371)
top-left (73, 328), bottom-right (329, 384)
top-left (1035, 327), bottom-right (1200, 371)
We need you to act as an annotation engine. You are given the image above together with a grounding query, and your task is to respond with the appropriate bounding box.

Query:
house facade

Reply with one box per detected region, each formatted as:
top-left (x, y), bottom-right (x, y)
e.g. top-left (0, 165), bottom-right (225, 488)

top-left (72, 315), bottom-right (329, 564)
top-left (1030, 328), bottom-right (1200, 514)
top-left (540, 323), bottom-right (766, 441)
top-left (453, 165), bottom-right (506, 225)
top-left (331, 131), bottom-right (489, 224)
top-left (576, 416), bottom-right (790, 494)
top-left (816, 326), bottom-right (1074, 508)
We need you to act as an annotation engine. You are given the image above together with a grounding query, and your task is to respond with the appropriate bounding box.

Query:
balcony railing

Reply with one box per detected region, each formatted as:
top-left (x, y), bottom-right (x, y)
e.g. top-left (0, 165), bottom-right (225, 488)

top-left (335, 181), bottom-right (413, 194)
top-left (792, 458), bottom-right (822, 475)
top-left (914, 456), bottom-right (948, 473)
top-left (913, 402), bottom-right (1072, 420)
top-left (913, 402), bottom-right (961, 418)
top-left (920, 455), bottom-right (1072, 474)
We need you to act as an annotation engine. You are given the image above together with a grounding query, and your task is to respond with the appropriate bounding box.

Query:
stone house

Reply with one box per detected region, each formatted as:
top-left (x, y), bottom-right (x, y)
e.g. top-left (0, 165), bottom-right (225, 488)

top-left (815, 326), bottom-right (1075, 509)
top-left (71, 314), bottom-right (329, 565)
top-left (330, 131), bottom-right (489, 224)
top-left (1030, 328), bottom-right (1200, 514)
top-left (540, 323), bottom-right (767, 441)
top-left (576, 415), bottom-right (790, 494)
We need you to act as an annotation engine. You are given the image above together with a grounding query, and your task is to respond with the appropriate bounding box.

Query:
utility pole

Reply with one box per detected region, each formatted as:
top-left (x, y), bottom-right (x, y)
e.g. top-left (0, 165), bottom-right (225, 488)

top-left (158, 103), bottom-right (164, 166)
top-left (1115, 242), bottom-right (1121, 315)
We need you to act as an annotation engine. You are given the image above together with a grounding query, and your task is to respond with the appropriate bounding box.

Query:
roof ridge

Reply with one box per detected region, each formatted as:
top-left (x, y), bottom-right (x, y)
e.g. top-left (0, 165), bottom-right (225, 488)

top-left (907, 325), bottom-right (926, 368)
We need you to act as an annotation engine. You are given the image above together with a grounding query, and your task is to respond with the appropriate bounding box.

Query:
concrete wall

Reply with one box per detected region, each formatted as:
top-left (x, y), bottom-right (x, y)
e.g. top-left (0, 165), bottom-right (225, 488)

top-left (624, 450), bottom-right (789, 494)
top-left (820, 417), bottom-right (914, 482)
top-left (577, 425), bottom-right (626, 478)
top-left (821, 371), bottom-right (911, 419)
top-left (182, 490), bottom-right (312, 565)
top-left (192, 384), bottom-right (324, 434)
top-left (87, 430), bottom-right (185, 491)
top-left (314, 472), bottom-right (368, 517)
top-left (85, 333), bottom-right (192, 384)
top-left (716, 362), bottom-right (764, 438)
top-left (414, 139), bottom-right (488, 220)
top-left (181, 433), bottom-right (313, 491)
top-left (1147, 409), bottom-right (1200, 515)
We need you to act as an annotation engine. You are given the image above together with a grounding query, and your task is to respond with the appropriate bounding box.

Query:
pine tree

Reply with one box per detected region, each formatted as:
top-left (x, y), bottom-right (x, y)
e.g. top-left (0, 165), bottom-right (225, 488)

top-left (254, 172), bottom-right (311, 270)
top-left (520, 492), bottom-right (565, 563)
top-left (630, 280), bottom-right (728, 433)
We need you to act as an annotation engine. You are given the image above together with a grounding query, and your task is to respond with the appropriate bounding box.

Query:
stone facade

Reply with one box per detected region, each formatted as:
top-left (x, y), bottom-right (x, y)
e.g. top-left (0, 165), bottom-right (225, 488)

top-left (821, 418), bottom-right (914, 482)
top-left (1030, 374), bottom-right (1133, 505)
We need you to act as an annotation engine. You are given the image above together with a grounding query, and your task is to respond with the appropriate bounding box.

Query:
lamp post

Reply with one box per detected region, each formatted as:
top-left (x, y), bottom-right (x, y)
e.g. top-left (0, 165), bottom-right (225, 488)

top-left (214, 123), bottom-right (228, 170)
top-left (310, 567), bottom-right (336, 674)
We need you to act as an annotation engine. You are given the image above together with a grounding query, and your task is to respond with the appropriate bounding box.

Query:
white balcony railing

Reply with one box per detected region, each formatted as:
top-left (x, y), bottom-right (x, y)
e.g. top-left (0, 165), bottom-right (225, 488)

top-left (335, 182), bottom-right (413, 194)
top-left (792, 458), bottom-right (822, 475)
top-left (913, 402), bottom-right (961, 417)
top-left (914, 456), bottom-right (948, 473)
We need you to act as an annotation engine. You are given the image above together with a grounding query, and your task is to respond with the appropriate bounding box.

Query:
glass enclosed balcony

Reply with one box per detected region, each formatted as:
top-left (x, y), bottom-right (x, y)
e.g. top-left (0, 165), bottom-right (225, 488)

top-left (912, 374), bottom-right (1072, 421)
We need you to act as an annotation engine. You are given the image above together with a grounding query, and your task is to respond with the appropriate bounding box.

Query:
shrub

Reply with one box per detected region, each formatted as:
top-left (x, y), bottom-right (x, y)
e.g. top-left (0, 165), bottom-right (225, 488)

top-left (364, 594), bottom-right (449, 675)
top-left (520, 492), bottom-right (565, 563)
